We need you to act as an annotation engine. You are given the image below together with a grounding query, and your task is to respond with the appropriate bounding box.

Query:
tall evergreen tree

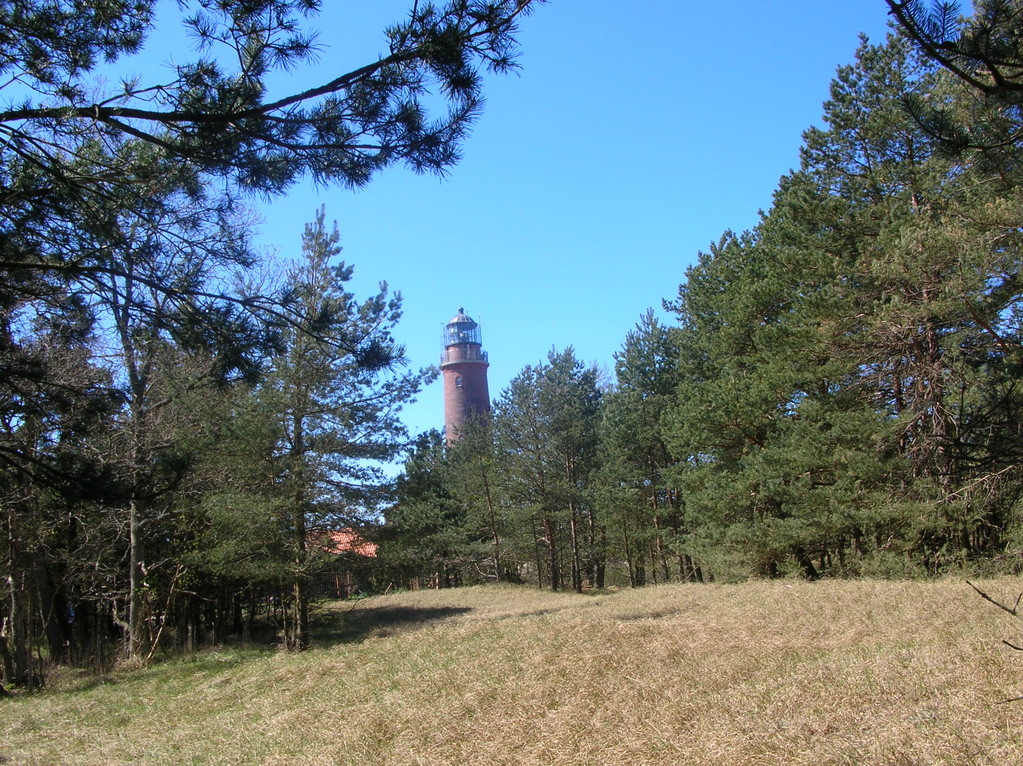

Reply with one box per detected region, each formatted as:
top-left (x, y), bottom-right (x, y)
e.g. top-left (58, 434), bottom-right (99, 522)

top-left (599, 310), bottom-right (696, 585)
top-left (494, 348), bottom-right (602, 591)
top-left (444, 417), bottom-right (510, 582)
top-left (254, 209), bottom-right (432, 649)
top-left (387, 430), bottom-right (477, 588)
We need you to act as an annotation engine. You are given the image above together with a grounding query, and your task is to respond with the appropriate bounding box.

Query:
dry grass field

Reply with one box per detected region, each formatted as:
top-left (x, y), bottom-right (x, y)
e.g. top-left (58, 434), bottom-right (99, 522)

top-left (3, 578), bottom-right (1023, 765)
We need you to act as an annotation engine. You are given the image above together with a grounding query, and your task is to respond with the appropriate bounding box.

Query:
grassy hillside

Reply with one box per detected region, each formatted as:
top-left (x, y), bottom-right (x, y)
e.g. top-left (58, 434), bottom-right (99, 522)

top-left (3, 578), bottom-right (1023, 765)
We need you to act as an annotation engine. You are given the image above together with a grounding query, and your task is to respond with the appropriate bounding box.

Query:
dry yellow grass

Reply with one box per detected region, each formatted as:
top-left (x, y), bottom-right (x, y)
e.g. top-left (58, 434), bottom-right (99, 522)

top-left (3, 578), bottom-right (1023, 765)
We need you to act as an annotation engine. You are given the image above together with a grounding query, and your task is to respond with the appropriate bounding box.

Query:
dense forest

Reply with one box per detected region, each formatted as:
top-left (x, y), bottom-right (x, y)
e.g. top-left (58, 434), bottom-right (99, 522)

top-left (5, 0), bottom-right (1023, 692)
top-left (0, 0), bottom-right (542, 690)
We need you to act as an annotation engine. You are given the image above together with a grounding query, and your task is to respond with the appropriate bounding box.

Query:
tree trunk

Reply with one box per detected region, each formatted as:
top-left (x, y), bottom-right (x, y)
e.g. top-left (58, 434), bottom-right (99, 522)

top-left (568, 505), bottom-right (582, 593)
top-left (651, 487), bottom-right (672, 582)
top-left (5, 506), bottom-right (33, 687)
top-left (531, 518), bottom-right (545, 590)
top-left (128, 497), bottom-right (146, 660)
top-left (543, 517), bottom-right (559, 591)
top-left (681, 553), bottom-right (703, 583)
top-left (0, 619), bottom-right (15, 687)
top-left (481, 474), bottom-right (502, 582)
top-left (793, 546), bottom-right (820, 581)
top-left (34, 560), bottom-right (70, 665)
top-left (289, 415), bottom-right (310, 651)
top-left (622, 521), bottom-right (637, 588)
top-left (292, 576), bottom-right (309, 650)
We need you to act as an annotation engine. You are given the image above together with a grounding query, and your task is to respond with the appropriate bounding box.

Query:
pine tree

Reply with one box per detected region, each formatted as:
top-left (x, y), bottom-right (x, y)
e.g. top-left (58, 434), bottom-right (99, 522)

top-left (387, 431), bottom-right (477, 588)
top-left (494, 348), bottom-right (602, 591)
top-left (254, 208), bottom-right (432, 649)
top-left (445, 417), bottom-right (510, 583)
top-left (599, 310), bottom-right (696, 585)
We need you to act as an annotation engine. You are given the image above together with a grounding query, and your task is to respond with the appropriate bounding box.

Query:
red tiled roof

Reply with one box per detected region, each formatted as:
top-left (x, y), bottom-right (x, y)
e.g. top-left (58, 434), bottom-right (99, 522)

top-left (318, 528), bottom-right (378, 558)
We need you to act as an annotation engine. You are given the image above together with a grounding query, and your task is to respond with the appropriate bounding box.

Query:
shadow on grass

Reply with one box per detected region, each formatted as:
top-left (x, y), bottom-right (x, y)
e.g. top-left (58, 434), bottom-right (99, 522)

top-left (312, 603), bottom-right (473, 646)
top-left (616, 607), bottom-right (685, 621)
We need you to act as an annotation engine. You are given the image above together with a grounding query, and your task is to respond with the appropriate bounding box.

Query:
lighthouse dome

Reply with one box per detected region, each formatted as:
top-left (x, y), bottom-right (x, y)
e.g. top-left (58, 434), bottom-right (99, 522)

top-left (444, 308), bottom-right (482, 347)
top-left (447, 307), bottom-right (476, 326)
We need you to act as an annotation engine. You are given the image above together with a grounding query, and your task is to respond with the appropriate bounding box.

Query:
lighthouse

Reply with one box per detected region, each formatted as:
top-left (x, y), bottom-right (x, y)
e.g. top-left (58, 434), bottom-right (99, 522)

top-left (441, 308), bottom-right (491, 443)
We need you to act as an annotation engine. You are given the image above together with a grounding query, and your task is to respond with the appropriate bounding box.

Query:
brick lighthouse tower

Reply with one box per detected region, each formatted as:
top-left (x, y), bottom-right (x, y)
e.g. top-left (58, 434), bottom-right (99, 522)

top-left (441, 308), bottom-right (490, 443)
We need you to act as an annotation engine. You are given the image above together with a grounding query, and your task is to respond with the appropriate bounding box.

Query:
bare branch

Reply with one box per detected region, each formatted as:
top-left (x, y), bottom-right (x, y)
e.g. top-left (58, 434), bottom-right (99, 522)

top-left (966, 579), bottom-right (1020, 616)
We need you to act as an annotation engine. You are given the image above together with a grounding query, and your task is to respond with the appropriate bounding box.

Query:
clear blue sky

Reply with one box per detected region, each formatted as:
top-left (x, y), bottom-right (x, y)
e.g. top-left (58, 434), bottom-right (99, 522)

top-left (247, 1), bottom-right (897, 441)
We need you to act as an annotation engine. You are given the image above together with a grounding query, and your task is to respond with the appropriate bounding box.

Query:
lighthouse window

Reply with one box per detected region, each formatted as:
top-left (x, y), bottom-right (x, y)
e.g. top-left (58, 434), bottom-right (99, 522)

top-left (455, 376), bottom-right (463, 388)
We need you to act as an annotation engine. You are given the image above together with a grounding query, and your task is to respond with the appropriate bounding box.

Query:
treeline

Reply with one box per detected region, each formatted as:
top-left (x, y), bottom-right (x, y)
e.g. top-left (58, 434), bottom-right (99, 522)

top-left (387, 11), bottom-right (1023, 589)
top-left (0, 0), bottom-right (541, 690)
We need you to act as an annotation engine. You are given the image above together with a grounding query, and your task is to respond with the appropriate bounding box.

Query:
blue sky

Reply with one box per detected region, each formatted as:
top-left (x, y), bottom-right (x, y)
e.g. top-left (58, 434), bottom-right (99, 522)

top-left (247, 1), bottom-right (897, 440)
